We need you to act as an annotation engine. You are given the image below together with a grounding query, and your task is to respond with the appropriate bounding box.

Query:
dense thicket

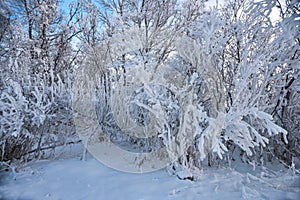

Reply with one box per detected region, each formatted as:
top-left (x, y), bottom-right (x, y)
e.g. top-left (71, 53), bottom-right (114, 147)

top-left (0, 0), bottom-right (299, 176)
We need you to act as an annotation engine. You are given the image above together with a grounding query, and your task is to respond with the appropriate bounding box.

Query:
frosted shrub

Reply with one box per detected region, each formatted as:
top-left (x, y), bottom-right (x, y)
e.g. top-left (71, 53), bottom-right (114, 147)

top-left (0, 75), bottom-right (76, 163)
top-left (0, 79), bottom-right (36, 161)
top-left (175, 0), bottom-right (299, 170)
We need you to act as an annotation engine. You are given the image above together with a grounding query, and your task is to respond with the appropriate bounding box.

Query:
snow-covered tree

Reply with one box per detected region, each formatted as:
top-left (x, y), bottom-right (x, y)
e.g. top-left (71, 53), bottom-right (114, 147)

top-left (176, 0), bottom-right (299, 170)
top-left (0, 0), bottom-right (84, 163)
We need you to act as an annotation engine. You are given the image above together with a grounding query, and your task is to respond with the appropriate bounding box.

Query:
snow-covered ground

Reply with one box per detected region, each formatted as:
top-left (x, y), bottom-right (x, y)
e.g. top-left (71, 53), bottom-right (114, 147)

top-left (1, 152), bottom-right (299, 200)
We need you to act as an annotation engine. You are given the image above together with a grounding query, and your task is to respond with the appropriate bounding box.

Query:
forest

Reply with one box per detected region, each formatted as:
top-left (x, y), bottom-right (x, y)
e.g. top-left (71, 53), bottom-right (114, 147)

top-left (0, 0), bottom-right (299, 194)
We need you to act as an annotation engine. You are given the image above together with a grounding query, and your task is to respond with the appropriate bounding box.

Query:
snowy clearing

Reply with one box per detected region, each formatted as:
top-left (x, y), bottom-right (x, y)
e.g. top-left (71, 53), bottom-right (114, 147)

top-left (1, 155), bottom-right (299, 200)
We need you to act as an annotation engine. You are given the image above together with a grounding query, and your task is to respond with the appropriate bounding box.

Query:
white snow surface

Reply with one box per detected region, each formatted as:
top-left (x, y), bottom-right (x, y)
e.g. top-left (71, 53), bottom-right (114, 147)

top-left (0, 154), bottom-right (299, 200)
